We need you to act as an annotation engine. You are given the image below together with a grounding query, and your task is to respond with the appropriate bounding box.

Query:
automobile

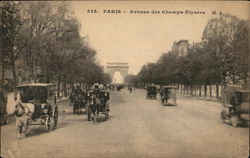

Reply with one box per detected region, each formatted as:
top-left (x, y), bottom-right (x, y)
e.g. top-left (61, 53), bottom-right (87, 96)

top-left (15, 83), bottom-right (58, 138)
top-left (220, 87), bottom-right (250, 127)
top-left (160, 86), bottom-right (177, 106)
top-left (146, 86), bottom-right (157, 99)
top-left (0, 89), bottom-right (8, 125)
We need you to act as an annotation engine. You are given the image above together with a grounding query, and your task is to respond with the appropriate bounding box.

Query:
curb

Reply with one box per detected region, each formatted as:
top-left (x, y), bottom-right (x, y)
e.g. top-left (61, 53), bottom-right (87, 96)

top-left (178, 94), bottom-right (219, 102)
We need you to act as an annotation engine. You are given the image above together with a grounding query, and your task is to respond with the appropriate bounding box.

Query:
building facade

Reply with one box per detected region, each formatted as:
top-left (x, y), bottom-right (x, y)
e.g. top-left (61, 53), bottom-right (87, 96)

top-left (172, 40), bottom-right (190, 57)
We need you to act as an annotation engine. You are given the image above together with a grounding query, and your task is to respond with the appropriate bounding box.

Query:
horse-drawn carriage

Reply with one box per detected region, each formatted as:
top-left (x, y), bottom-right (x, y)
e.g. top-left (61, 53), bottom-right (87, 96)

top-left (15, 83), bottom-right (58, 138)
top-left (220, 86), bottom-right (250, 127)
top-left (87, 89), bottom-right (110, 123)
top-left (160, 86), bottom-right (177, 106)
top-left (73, 91), bottom-right (88, 114)
top-left (146, 86), bottom-right (157, 99)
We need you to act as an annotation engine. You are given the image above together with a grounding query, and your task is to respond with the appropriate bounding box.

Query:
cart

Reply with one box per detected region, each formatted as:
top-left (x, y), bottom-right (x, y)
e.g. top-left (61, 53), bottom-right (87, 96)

top-left (220, 86), bottom-right (249, 127)
top-left (15, 83), bottom-right (58, 138)
top-left (160, 86), bottom-right (177, 106)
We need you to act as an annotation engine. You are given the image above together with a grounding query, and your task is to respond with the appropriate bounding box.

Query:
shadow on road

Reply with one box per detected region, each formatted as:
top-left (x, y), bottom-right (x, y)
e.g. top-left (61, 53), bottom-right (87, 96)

top-left (222, 121), bottom-right (250, 128)
top-left (26, 126), bottom-right (53, 137)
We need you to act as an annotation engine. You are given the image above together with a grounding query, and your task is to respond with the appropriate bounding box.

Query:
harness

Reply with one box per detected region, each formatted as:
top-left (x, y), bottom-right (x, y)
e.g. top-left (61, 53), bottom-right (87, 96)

top-left (15, 103), bottom-right (25, 117)
top-left (15, 103), bottom-right (31, 117)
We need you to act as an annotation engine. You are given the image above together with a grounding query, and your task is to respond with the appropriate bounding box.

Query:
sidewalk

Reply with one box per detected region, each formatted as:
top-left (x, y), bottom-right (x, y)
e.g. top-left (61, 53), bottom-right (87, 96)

top-left (178, 93), bottom-right (219, 102)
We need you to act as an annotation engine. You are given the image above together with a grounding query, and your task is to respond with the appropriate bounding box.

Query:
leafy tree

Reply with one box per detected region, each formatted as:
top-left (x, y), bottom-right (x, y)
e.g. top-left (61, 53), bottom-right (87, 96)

top-left (0, 1), bottom-right (22, 88)
top-left (202, 13), bottom-right (249, 86)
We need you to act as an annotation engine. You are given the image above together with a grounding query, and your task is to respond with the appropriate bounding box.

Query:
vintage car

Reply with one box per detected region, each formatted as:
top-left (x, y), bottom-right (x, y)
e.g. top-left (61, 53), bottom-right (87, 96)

top-left (146, 86), bottom-right (157, 99)
top-left (15, 83), bottom-right (58, 138)
top-left (160, 86), bottom-right (177, 106)
top-left (220, 87), bottom-right (250, 127)
top-left (0, 89), bottom-right (8, 125)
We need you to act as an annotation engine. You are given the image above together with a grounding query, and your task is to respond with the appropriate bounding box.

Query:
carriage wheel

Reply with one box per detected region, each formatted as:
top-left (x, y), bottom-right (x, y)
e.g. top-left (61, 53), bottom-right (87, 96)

top-left (45, 117), bottom-right (50, 132)
top-left (52, 106), bottom-right (58, 130)
top-left (231, 114), bottom-right (239, 127)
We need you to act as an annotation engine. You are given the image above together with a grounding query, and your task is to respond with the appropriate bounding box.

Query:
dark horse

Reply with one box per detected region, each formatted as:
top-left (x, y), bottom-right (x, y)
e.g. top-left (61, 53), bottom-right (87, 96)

top-left (87, 94), bottom-right (100, 122)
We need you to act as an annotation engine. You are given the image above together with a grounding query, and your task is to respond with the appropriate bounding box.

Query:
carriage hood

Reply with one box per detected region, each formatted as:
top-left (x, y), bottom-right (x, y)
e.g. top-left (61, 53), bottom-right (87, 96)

top-left (17, 84), bottom-right (52, 103)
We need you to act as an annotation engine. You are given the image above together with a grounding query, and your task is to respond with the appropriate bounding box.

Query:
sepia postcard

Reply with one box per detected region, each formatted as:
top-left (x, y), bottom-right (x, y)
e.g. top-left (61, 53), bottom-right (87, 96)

top-left (0, 1), bottom-right (249, 158)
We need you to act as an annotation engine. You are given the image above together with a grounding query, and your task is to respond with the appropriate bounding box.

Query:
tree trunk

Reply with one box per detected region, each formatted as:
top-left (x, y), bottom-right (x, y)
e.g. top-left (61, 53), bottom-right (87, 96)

top-left (243, 72), bottom-right (248, 88)
top-left (199, 85), bottom-right (202, 97)
top-left (191, 85), bottom-right (193, 95)
top-left (57, 76), bottom-right (61, 98)
top-left (180, 84), bottom-right (183, 94)
top-left (210, 84), bottom-right (212, 98)
top-left (216, 84), bottom-right (219, 98)
top-left (63, 82), bottom-right (67, 96)
top-left (11, 63), bottom-right (17, 86)
top-left (204, 84), bottom-right (207, 98)
top-left (1, 57), bottom-right (5, 89)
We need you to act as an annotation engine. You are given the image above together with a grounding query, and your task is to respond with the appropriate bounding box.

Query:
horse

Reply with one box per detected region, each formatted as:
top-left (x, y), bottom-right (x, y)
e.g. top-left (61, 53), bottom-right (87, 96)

top-left (87, 94), bottom-right (100, 122)
top-left (14, 103), bottom-right (30, 138)
top-left (98, 97), bottom-right (110, 120)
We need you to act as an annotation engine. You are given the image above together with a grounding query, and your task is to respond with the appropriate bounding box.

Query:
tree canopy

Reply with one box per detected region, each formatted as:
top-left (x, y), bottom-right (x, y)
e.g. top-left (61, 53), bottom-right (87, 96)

top-left (1, 1), bottom-right (111, 90)
top-left (134, 14), bottom-right (249, 88)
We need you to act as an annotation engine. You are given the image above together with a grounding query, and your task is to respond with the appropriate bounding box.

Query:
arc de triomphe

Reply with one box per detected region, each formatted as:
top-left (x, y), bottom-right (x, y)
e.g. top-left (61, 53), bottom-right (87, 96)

top-left (105, 62), bottom-right (129, 83)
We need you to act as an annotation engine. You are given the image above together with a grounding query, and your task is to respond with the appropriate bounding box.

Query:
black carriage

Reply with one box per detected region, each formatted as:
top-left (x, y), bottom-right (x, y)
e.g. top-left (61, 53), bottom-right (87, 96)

top-left (15, 84), bottom-right (58, 138)
top-left (220, 86), bottom-right (250, 127)
top-left (98, 90), bottom-right (110, 116)
top-left (73, 91), bottom-right (88, 114)
top-left (160, 86), bottom-right (177, 106)
top-left (86, 89), bottom-right (110, 123)
top-left (146, 86), bottom-right (157, 99)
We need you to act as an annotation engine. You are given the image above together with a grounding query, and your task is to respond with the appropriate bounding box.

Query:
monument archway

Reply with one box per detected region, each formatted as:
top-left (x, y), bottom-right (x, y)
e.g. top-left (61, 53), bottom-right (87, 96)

top-left (105, 62), bottom-right (129, 83)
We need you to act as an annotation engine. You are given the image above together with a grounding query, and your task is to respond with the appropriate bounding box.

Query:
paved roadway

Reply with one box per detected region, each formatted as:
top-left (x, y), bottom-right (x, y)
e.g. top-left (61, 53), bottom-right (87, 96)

top-left (1, 89), bottom-right (249, 158)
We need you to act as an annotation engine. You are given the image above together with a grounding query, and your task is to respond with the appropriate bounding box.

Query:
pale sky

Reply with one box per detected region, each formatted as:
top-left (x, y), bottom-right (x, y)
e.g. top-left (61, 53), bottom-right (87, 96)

top-left (69, 1), bottom-right (249, 74)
